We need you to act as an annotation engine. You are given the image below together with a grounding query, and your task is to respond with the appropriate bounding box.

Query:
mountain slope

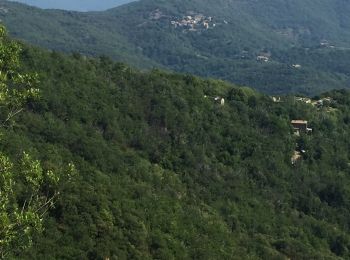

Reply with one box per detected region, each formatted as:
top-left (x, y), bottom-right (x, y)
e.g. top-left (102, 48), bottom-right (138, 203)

top-left (2, 0), bottom-right (350, 94)
top-left (4, 39), bottom-right (350, 259)
top-left (0, 1), bottom-right (160, 68)
top-left (8, 0), bottom-right (137, 11)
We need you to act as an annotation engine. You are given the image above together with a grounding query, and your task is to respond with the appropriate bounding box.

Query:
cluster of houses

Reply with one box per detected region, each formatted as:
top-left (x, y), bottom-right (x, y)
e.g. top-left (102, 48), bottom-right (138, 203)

top-left (270, 95), bottom-right (337, 165)
top-left (256, 55), bottom-right (302, 68)
top-left (295, 96), bottom-right (334, 108)
top-left (272, 96), bottom-right (335, 109)
top-left (171, 14), bottom-right (215, 31)
top-left (148, 10), bottom-right (224, 32)
top-left (256, 54), bottom-right (302, 67)
top-left (271, 94), bottom-right (339, 166)
top-left (320, 40), bottom-right (335, 49)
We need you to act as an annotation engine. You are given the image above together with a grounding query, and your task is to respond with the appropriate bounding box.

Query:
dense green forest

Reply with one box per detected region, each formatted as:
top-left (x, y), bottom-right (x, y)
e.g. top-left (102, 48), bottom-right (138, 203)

top-left (7, 0), bottom-right (136, 11)
top-left (1, 30), bottom-right (350, 258)
top-left (2, 0), bottom-right (350, 94)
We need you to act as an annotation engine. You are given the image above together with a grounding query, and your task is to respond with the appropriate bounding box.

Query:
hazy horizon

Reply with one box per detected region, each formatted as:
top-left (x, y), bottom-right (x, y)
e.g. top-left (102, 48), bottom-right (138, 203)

top-left (8, 0), bottom-right (137, 11)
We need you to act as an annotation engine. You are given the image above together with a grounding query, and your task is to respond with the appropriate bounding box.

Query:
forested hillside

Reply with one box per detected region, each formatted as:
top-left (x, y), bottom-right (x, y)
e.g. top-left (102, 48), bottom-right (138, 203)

top-left (2, 38), bottom-right (350, 258)
top-left (8, 0), bottom-right (136, 11)
top-left (2, 0), bottom-right (350, 94)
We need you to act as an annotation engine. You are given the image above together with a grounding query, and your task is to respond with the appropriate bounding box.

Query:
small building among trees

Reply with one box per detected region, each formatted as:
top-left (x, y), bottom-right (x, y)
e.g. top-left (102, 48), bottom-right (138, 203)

top-left (291, 150), bottom-right (302, 165)
top-left (291, 120), bottom-right (312, 135)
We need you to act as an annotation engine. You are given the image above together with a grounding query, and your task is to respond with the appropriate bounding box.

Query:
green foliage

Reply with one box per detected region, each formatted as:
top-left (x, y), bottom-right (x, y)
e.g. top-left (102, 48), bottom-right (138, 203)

top-left (2, 0), bottom-right (350, 94)
top-left (0, 42), bottom-right (348, 258)
top-left (0, 25), bottom-right (75, 258)
top-left (0, 152), bottom-right (70, 258)
top-left (0, 25), bottom-right (39, 128)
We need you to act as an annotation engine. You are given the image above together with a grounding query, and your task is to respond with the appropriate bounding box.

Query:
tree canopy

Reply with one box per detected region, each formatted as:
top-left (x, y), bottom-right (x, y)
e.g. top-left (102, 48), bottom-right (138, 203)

top-left (0, 40), bottom-right (348, 258)
top-left (0, 26), bottom-right (74, 258)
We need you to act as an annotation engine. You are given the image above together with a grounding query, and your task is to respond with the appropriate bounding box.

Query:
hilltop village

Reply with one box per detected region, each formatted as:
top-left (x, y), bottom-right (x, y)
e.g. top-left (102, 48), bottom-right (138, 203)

top-left (148, 9), bottom-right (223, 32)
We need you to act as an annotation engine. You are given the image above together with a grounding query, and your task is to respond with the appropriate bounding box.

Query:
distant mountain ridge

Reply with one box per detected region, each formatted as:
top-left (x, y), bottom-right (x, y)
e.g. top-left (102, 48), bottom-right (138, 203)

top-left (2, 0), bottom-right (350, 94)
top-left (8, 0), bottom-right (137, 11)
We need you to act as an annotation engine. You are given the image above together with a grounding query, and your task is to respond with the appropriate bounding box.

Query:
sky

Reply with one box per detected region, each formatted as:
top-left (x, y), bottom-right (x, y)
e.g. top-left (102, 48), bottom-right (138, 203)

top-left (9, 0), bottom-right (137, 11)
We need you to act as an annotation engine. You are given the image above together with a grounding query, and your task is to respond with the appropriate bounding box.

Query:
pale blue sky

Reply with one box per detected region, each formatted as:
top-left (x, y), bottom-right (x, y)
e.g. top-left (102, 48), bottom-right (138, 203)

top-left (9, 0), bottom-right (137, 11)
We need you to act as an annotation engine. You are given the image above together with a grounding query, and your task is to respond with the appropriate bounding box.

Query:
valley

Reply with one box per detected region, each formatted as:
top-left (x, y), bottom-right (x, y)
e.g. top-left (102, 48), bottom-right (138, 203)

top-left (2, 1), bottom-right (350, 259)
top-left (1, 0), bottom-right (350, 94)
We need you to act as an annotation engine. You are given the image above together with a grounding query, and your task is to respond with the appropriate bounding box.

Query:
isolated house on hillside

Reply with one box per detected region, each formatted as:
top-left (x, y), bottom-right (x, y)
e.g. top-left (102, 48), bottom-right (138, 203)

top-left (291, 120), bottom-right (312, 135)
top-left (272, 96), bottom-right (281, 103)
top-left (256, 55), bottom-right (269, 62)
top-left (214, 96), bottom-right (225, 106)
top-left (295, 97), bottom-right (311, 104)
top-left (291, 150), bottom-right (302, 165)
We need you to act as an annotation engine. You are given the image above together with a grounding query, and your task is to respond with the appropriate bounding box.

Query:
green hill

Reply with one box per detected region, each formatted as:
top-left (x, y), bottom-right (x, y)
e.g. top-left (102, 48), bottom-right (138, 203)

top-left (8, 0), bottom-right (136, 11)
top-left (2, 0), bottom-right (350, 94)
top-left (3, 37), bottom-right (350, 258)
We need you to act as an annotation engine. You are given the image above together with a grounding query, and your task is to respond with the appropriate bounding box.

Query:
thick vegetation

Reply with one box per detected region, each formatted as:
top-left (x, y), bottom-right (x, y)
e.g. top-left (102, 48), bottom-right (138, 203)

top-left (7, 0), bottom-right (136, 11)
top-left (0, 26), bottom-right (73, 258)
top-left (0, 39), bottom-right (349, 258)
top-left (2, 0), bottom-right (350, 94)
